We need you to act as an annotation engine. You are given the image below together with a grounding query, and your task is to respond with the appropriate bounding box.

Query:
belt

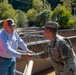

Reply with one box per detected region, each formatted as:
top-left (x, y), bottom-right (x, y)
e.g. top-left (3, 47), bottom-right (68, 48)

top-left (0, 56), bottom-right (12, 60)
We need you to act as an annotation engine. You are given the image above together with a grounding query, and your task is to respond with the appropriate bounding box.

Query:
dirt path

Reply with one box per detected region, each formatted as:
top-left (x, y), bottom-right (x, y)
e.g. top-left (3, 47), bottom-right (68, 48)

top-left (34, 67), bottom-right (55, 75)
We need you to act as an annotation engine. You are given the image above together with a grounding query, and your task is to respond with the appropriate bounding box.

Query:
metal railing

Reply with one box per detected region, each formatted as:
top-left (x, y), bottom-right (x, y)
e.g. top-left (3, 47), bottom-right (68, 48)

top-left (16, 27), bottom-right (45, 43)
top-left (15, 60), bottom-right (33, 75)
top-left (23, 60), bottom-right (33, 75)
top-left (14, 70), bottom-right (23, 75)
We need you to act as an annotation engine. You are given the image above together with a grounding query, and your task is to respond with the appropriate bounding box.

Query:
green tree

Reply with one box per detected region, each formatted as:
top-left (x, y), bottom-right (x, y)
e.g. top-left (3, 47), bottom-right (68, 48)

top-left (33, 0), bottom-right (51, 12)
top-left (26, 0), bottom-right (51, 26)
top-left (0, 0), bottom-right (17, 20)
top-left (16, 10), bottom-right (28, 27)
top-left (61, 0), bottom-right (72, 11)
top-left (0, 0), bottom-right (4, 2)
top-left (8, 0), bottom-right (32, 12)
top-left (51, 6), bottom-right (74, 29)
top-left (35, 10), bottom-right (51, 27)
top-left (26, 8), bottom-right (37, 26)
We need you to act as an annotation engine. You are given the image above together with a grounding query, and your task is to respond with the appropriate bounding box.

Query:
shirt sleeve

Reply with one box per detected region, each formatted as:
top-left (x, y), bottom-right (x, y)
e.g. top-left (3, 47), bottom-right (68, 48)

top-left (60, 40), bottom-right (73, 59)
top-left (14, 31), bottom-right (29, 52)
top-left (29, 46), bottom-right (50, 59)
top-left (0, 37), bottom-right (22, 58)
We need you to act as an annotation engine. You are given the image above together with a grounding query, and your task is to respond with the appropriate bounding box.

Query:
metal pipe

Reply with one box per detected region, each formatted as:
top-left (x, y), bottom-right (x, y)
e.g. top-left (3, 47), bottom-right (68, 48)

top-left (14, 70), bottom-right (23, 75)
top-left (23, 60), bottom-right (33, 75)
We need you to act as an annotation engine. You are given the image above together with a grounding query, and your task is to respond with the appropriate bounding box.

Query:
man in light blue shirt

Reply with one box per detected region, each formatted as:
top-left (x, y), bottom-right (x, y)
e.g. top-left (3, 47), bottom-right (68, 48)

top-left (0, 19), bottom-right (33, 75)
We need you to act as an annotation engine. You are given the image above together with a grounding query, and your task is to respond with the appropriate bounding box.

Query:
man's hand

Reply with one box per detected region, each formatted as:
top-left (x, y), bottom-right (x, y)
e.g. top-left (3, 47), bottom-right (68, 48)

top-left (28, 50), bottom-right (34, 54)
top-left (21, 53), bottom-right (31, 59)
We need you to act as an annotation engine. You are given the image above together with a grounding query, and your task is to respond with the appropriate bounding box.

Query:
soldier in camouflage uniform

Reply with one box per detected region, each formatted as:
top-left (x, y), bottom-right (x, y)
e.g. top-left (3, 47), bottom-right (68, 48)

top-left (28, 21), bottom-right (76, 75)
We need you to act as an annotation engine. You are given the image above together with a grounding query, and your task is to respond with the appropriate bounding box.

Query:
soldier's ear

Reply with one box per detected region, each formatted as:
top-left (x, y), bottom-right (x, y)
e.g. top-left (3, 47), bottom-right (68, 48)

top-left (47, 28), bottom-right (50, 31)
top-left (47, 28), bottom-right (50, 32)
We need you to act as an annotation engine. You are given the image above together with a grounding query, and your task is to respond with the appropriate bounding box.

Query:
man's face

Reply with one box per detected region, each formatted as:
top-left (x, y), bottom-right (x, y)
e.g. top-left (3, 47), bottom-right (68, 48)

top-left (43, 28), bottom-right (55, 40)
top-left (4, 25), bottom-right (15, 34)
top-left (43, 28), bottom-right (51, 39)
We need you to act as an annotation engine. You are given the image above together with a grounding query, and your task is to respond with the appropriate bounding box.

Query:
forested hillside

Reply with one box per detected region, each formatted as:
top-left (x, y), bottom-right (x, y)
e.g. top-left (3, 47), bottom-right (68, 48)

top-left (8, 0), bottom-right (76, 14)
top-left (0, 0), bottom-right (76, 29)
top-left (8, 0), bottom-right (62, 11)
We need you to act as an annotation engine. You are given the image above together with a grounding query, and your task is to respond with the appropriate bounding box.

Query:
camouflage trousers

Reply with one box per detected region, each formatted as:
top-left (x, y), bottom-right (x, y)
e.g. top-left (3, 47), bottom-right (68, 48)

top-left (56, 72), bottom-right (76, 75)
top-left (54, 65), bottom-right (76, 75)
top-left (50, 57), bottom-right (76, 75)
top-left (60, 71), bottom-right (76, 75)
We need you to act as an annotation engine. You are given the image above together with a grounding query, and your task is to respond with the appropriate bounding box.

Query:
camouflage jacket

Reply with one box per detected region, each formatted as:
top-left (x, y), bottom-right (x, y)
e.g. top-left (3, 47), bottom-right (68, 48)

top-left (30, 34), bottom-right (75, 60)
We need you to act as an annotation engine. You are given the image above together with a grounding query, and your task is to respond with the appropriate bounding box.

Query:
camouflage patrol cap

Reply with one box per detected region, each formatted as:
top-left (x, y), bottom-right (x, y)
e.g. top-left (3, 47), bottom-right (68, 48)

top-left (43, 21), bottom-right (58, 29)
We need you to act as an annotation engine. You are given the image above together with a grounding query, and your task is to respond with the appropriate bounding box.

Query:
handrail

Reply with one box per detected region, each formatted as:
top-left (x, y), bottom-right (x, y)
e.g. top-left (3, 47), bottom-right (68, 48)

top-left (23, 60), bottom-right (33, 75)
top-left (14, 70), bottom-right (23, 75)
top-left (14, 60), bottom-right (33, 75)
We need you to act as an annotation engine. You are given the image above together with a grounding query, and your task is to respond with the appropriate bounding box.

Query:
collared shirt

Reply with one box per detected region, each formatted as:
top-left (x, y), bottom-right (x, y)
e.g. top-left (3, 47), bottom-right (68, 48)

top-left (0, 29), bottom-right (29, 58)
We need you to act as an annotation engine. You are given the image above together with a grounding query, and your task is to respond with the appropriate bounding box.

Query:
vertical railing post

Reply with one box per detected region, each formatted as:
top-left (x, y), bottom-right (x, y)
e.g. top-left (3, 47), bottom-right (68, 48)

top-left (23, 60), bottom-right (33, 75)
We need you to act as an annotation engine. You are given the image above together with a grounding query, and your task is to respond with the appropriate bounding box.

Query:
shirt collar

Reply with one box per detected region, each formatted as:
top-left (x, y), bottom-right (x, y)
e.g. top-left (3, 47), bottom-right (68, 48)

top-left (50, 34), bottom-right (58, 46)
top-left (3, 29), bottom-right (13, 38)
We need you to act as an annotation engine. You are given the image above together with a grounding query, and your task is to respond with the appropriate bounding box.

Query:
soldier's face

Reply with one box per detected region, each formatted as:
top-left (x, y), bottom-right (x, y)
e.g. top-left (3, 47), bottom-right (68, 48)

top-left (43, 28), bottom-right (53, 40)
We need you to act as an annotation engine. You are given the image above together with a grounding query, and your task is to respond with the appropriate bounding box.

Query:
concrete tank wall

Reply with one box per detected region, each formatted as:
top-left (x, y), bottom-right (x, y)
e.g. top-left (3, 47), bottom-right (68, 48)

top-left (58, 29), bottom-right (76, 37)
